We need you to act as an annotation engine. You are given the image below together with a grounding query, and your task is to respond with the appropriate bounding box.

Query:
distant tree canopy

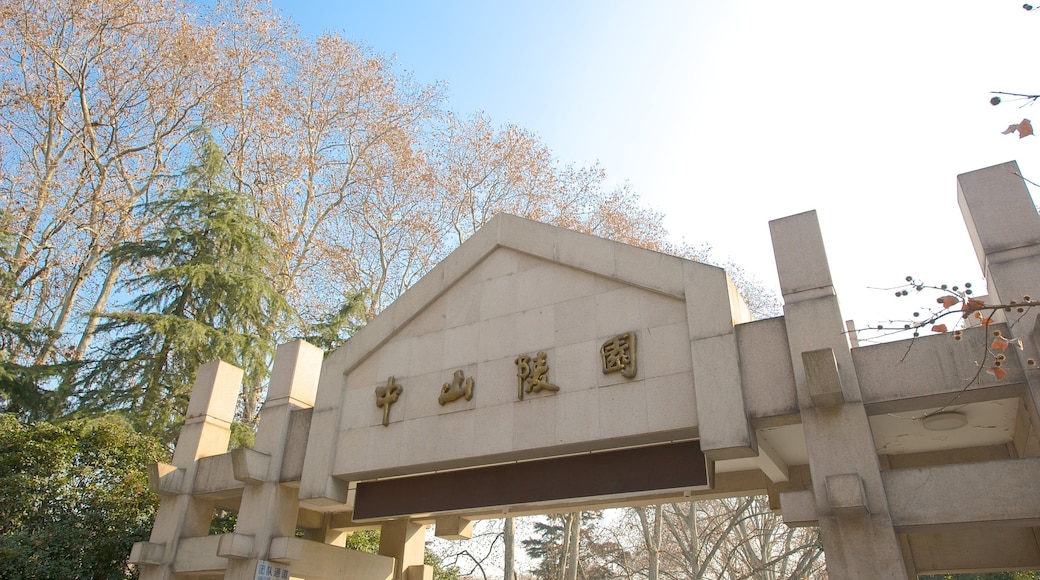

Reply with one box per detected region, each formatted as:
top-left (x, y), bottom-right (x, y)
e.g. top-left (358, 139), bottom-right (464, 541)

top-left (0, 2), bottom-right (781, 577)
top-left (0, 414), bottom-right (165, 579)
top-left (0, 0), bottom-right (776, 434)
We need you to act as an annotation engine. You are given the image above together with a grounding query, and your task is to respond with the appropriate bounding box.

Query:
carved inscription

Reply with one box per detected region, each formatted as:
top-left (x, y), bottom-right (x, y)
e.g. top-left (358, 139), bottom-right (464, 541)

top-left (515, 351), bottom-right (559, 400)
top-left (439, 370), bottom-right (475, 405)
top-left (601, 332), bottom-right (637, 378)
top-left (375, 376), bottom-right (402, 426)
top-left (381, 336), bottom-right (640, 411)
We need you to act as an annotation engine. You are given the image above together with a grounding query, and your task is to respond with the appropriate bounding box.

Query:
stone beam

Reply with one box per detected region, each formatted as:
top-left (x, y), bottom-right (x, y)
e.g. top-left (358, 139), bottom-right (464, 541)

top-left (884, 457), bottom-right (1040, 529)
top-left (906, 527), bottom-right (1040, 573)
top-left (268, 537), bottom-right (394, 580)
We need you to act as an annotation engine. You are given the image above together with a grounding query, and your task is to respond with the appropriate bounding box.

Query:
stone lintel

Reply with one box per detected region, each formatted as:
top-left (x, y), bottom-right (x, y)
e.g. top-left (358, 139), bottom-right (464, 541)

top-left (803, 348), bottom-right (846, 407)
top-left (231, 448), bottom-right (271, 484)
top-left (826, 473), bottom-right (869, 517)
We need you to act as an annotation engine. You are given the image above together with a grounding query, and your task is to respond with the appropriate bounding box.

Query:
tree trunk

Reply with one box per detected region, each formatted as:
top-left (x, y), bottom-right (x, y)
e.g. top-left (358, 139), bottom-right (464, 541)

top-left (503, 517), bottom-right (515, 580)
top-left (638, 505), bottom-right (663, 580)
top-left (689, 501), bottom-right (701, 579)
top-left (74, 262), bottom-right (122, 360)
top-left (565, 512), bottom-right (580, 580)
top-left (558, 514), bottom-right (573, 580)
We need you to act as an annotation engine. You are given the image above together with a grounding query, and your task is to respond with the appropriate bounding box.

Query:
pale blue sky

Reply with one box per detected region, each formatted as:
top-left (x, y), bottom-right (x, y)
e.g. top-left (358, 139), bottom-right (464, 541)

top-left (270, 0), bottom-right (1040, 335)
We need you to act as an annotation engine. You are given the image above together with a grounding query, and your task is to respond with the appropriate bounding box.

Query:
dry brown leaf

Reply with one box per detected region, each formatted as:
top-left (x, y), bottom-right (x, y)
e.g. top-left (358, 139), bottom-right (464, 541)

top-left (986, 366), bottom-right (1008, 380)
top-left (1001, 119), bottom-right (1034, 138)
top-left (963, 298), bottom-right (986, 311)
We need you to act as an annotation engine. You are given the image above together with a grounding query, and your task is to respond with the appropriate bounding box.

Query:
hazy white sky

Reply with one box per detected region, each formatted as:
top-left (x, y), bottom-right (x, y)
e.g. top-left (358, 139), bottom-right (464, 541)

top-left (271, 0), bottom-right (1040, 336)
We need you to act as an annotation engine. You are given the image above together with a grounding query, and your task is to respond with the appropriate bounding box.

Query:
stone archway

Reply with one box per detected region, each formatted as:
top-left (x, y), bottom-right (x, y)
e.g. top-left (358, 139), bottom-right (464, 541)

top-left (132, 161), bottom-right (1040, 579)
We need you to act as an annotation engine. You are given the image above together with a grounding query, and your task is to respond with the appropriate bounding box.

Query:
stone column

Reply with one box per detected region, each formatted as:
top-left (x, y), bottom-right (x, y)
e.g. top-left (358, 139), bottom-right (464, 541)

top-left (130, 360), bottom-right (243, 580)
top-left (684, 261), bottom-right (756, 475)
top-left (379, 519), bottom-right (431, 580)
top-left (958, 160), bottom-right (1040, 456)
top-left (770, 211), bottom-right (908, 578)
top-left (219, 340), bottom-right (323, 579)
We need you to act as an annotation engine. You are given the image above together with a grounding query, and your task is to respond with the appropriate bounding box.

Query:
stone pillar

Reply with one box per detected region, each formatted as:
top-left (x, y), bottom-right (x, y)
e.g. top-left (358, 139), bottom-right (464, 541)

top-left (130, 360), bottom-right (243, 580)
top-left (219, 340), bottom-right (323, 579)
top-left (958, 160), bottom-right (1040, 455)
top-left (379, 519), bottom-right (431, 580)
top-left (684, 261), bottom-right (756, 474)
top-left (770, 211), bottom-right (908, 578)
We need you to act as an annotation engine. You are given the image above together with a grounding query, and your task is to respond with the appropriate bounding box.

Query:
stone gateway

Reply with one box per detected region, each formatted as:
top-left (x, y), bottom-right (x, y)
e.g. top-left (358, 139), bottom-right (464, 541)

top-left (131, 161), bottom-right (1040, 579)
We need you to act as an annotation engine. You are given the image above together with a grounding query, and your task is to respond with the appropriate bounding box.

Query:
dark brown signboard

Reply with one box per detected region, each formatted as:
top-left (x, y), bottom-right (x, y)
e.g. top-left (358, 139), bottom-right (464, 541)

top-left (353, 440), bottom-right (706, 520)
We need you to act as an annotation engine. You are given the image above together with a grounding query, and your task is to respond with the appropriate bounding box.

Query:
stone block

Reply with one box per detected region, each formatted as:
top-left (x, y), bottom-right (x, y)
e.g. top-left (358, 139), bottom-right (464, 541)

top-left (216, 533), bottom-right (255, 559)
top-left (957, 160), bottom-right (1040, 271)
top-left (231, 448), bottom-right (271, 484)
top-left (826, 473), bottom-right (869, 517)
top-left (147, 462), bottom-right (183, 495)
top-left (779, 489), bottom-right (818, 527)
top-left (266, 340), bottom-right (323, 408)
top-left (802, 348), bottom-right (845, 407)
top-left (768, 210), bottom-right (833, 296)
top-left (435, 515), bottom-right (474, 540)
top-left (129, 541), bottom-right (166, 566)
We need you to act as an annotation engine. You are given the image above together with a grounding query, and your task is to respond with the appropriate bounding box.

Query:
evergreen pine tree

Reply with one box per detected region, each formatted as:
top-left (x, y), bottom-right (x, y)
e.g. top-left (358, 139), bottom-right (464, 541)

top-left (80, 132), bottom-right (295, 437)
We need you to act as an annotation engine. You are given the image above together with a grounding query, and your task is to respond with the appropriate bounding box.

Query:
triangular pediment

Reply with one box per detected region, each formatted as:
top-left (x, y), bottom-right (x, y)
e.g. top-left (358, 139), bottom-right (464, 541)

top-left (301, 214), bottom-right (753, 510)
top-left (327, 214), bottom-right (743, 377)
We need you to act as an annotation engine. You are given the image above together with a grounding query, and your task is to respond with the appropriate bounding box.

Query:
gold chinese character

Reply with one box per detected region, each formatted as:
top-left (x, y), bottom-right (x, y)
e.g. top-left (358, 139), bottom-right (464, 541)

top-left (601, 332), bottom-right (637, 378)
top-left (438, 370), bottom-right (475, 405)
top-left (516, 351), bottom-right (559, 400)
top-left (375, 376), bottom-right (402, 426)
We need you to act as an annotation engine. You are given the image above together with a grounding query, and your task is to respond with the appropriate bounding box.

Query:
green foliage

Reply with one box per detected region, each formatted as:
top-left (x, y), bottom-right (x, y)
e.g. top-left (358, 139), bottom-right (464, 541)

top-left (299, 292), bottom-right (369, 353)
top-left (344, 529), bottom-right (382, 553)
top-left (0, 215), bottom-right (69, 421)
top-left (229, 420), bottom-right (256, 450)
top-left (79, 132), bottom-right (296, 436)
top-left (426, 547), bottom-right (461, 580)
top-left (210, 509), bottom-right (238, 535)
top-left (0, 413), bottom-right (166, 579)
top-left (523, 511), bottom-right (616, 580)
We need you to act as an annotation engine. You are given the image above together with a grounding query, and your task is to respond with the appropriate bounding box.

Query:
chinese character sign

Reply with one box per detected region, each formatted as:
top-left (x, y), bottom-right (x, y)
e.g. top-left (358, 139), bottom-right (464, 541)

top-left (375, 376), bottom-right (403, 426)
top-left (515, 351), bottom-right (560, 400)
top-left (255, 560), bottom-right (290, 580)
top-left (438, 369), bottom-right (475, 405)
top-left (601, 332), bottom-right (637, 378)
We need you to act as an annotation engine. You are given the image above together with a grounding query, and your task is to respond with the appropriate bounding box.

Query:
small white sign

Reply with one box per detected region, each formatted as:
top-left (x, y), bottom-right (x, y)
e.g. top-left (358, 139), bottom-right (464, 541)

top-left (255, 560), bottom-right (290, 580)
